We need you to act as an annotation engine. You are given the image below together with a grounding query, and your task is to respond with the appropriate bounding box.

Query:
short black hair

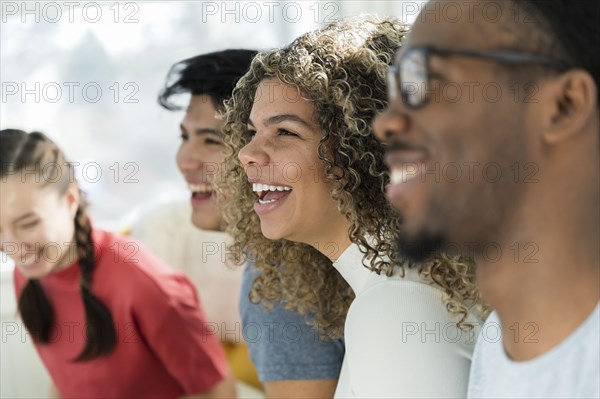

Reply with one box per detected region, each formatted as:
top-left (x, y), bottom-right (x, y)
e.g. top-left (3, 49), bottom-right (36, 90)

top-left (510, 0), bottom-right (599, 104)
top-left (158, 49), bottom-right (258, 111)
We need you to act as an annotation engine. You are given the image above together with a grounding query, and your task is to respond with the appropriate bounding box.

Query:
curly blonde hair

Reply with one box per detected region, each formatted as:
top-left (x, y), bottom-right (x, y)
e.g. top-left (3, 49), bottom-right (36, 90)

top-left (221, 16), bottom-right (488, 338)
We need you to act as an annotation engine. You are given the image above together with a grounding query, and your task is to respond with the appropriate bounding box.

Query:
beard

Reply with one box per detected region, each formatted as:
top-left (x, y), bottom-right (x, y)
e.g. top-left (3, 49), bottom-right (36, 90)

top-left (393, 228), bottom-right (445, 264)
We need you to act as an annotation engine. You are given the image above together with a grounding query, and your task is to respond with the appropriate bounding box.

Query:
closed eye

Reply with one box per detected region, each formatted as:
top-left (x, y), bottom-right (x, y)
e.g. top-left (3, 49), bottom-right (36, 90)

top-left (20, 220), bottom-right (39, 229)
top-left (245, 129), bottom-right (257, 139)
top-left (205, 137), bottom-right (223, 145)
top-left (277, 128), bottom-right (298, 137)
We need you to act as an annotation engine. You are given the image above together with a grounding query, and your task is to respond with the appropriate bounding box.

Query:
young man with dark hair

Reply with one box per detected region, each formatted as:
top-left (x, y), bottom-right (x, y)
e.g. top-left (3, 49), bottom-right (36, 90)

top-left (373, 1), bottom-right (599, 397)
top-left (157, 49), bottom-right (345, 399)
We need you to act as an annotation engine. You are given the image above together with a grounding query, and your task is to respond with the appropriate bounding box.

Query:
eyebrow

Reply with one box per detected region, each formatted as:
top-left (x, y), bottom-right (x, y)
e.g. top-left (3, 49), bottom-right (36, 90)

top-left (180, 124), bottom-right (222, 137)
top-left (247, 114), bottom-right (313, 129)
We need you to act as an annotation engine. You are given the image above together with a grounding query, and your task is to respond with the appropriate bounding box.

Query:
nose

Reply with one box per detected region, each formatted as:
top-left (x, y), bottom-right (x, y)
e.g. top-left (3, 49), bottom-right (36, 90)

top-left (372, 102), bottom-right (411, 143)
top-left (176, 140), bottom-right (203, 173)
top-left (238, 135), bottom-right (270, 169)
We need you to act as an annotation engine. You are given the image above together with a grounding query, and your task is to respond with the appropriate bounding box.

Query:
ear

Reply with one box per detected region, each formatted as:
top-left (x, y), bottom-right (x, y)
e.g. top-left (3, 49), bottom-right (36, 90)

top-left (65, 183), bottom-right (80, 218)
top-left (541, 69), bottom-right (598, 145)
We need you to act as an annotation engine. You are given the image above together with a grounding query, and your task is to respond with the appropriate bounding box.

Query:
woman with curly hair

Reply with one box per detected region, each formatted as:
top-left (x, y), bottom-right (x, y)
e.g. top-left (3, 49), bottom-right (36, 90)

top-left (222, 17), bottom-right (487, 398)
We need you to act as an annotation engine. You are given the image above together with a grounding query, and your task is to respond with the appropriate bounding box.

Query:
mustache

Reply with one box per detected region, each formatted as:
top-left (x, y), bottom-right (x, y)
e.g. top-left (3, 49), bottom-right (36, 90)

top-left (384, 139), bottom-right (426, 154)
top-left (393, 232), bottom-right (445, 265)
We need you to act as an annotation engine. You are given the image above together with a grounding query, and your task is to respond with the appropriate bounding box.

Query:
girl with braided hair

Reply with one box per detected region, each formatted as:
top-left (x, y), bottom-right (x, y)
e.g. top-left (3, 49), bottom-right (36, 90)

top-left (0, 129), bottom-right (235, 398)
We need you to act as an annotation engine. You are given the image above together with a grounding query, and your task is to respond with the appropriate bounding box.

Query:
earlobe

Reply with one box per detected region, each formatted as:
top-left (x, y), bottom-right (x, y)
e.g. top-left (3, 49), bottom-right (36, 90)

top-left (66, 183), bottom-right (81, 218)
top-left (543, 70), bottom-right (598, 145)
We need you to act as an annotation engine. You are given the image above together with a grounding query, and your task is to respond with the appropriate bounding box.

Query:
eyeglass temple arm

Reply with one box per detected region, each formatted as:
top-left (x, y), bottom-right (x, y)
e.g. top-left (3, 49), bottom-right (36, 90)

top-left (426, 47), bottom-right (570, 71)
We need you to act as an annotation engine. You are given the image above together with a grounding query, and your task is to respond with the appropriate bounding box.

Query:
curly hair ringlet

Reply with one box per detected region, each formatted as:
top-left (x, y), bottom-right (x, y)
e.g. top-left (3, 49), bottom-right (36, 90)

top-left (220, 16), bottom-right (489, 339)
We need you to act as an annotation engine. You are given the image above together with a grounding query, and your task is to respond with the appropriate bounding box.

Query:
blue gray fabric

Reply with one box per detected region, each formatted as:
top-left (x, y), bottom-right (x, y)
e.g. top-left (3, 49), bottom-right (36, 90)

top-left (240, 263), bottom-right (345, 382)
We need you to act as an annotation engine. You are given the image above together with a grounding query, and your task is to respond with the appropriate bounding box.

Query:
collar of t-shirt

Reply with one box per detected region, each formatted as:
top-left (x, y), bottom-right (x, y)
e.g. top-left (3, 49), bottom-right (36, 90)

top-left (332, 243), bottom-right (376, 295)
top-left (332, 241), bottom-right (425, 296)
top-left (40, 226), bottom-right (111, 292)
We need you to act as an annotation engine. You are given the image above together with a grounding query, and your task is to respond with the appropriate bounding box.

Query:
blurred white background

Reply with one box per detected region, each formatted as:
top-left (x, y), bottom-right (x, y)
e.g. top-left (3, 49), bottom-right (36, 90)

top-left (1, 1), bottom-right (419, 397)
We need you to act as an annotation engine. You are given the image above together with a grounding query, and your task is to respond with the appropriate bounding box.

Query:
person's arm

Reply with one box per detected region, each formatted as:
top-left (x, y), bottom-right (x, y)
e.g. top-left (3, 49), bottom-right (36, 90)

top-left (240, 264), bottom-right (345, 399)
top-left (49, 383), bottom-right (61, 398)
top-left (263, 379), bottom-right (337, 399)
top-left (181, 373), bottom-right (237, 399)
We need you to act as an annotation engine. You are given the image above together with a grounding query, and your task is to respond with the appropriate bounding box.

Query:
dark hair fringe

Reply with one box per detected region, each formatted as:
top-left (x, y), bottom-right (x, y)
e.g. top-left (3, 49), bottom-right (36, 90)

top-left (158, 49), bottom-right (258, 111)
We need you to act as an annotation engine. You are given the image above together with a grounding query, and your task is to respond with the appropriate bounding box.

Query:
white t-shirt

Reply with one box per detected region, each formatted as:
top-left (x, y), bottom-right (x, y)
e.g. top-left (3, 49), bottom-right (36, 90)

top-left (468, 304), bottom-right (600, 398)
top-left (332, 243), bottom-right (480, 398)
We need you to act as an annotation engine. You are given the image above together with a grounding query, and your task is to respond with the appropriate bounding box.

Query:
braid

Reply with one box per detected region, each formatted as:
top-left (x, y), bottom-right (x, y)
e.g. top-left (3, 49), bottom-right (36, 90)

top-left (73, 202), bottom-right (117, 361)
top-left (18, 280), bottom-right (56, 343)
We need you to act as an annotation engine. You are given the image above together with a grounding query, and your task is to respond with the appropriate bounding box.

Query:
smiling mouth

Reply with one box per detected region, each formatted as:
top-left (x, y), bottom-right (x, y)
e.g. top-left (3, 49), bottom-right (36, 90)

top-left (252, 183), bottom-right (292, 205)
top-left (189, 182), bottom-right (214, 201)
top-left (389, 162), bottom-right (425, 184)
top-left (18, 248), bottom-right (43, 267)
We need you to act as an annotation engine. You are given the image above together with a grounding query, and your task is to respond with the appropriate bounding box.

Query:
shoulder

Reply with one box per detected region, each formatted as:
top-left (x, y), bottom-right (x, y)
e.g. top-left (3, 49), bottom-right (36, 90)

top-left (93, 229), bottom-right (196, 305)
top-left (353, 273), bottom-right (458, 322)
top-left (344, 278), bottom-right (477, 398)
top-left (240, 263), bottom-right (345, 382)
top-left (347, 276), bottom-right (479, 356)
top-left (240, 263), bottom-right (326, 329)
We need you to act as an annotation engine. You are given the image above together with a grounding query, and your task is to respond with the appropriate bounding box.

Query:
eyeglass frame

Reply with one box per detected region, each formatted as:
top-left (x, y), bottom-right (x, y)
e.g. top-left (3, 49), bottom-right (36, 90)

top-left (387, 45), bottom-right (572, 109)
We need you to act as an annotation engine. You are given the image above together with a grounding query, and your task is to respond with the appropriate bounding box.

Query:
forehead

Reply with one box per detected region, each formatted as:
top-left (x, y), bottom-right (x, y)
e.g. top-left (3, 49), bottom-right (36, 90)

top-left (186, 94), bottom-right (218, 116)
top-left (0, 176), bottom-right (54, 218)
top-left (407, 0), bottom-right (517, 50)
top-left (250, 78), bottom-right (315, 121)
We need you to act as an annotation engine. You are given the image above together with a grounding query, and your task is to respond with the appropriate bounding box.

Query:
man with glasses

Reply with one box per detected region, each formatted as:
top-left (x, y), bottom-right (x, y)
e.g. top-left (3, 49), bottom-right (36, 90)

top-left (374, 0), bottom-right (599, 397)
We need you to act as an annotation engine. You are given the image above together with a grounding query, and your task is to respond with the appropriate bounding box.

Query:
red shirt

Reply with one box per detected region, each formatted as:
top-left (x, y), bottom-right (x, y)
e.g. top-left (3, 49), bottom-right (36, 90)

top-left (13, 228), bottom-right (228, 399)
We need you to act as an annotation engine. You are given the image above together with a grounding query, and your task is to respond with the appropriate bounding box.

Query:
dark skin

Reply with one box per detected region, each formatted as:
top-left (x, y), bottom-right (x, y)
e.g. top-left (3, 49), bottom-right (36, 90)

top-left (373, 0), bottom-right (599, 361)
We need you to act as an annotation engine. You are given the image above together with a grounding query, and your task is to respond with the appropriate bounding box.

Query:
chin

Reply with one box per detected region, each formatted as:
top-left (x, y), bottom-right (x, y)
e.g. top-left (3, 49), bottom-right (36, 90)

top-left (191, 212), bottom-right (221, 231)
top-left (394, 220), bottom-right (445, 264)
top-left (16, 262), bottom-right (53, 279)
top-left (258, 220), bottom-right (288, 241)
top-left (260, 228), bottom-right (282, 241)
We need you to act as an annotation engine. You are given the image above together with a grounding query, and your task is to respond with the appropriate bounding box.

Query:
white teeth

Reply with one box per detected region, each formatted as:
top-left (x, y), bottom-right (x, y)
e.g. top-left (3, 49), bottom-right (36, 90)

top-left (390, 165), bottom-right (419, 185)
top-left (390, 170), bottom-right (404, 184)
top-left (188, 183), bottom-right (214, 193)
top-left (252, 183), bottom-right (292, 193)
top-left (258, 199), bottom-right (277, 204)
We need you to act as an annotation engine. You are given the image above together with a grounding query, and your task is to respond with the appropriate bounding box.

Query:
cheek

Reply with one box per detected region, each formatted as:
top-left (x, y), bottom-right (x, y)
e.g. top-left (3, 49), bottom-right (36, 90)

top-left (18, 226), bottom-right (46, 247)
top-left (175, 144), bottom-right (189, 171)
top-left (45, 204), bottom-right (76, 244)
top-left (299, 160), bottom-right (336, 208)
top-left (208, 151), bottom-right (225, 176)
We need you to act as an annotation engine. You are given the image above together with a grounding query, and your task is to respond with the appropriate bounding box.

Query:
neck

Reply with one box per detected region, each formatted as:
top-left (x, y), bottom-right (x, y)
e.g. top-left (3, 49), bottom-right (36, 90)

top-left (52, 241), bottom-right (80, 273)
top-left (477, 203), bottom-right (599, 361)
top-left (307, 224), bottom-right (352, 262)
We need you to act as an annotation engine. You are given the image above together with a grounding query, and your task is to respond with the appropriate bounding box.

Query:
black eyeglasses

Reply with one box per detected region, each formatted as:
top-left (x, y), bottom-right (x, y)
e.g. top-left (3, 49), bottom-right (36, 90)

top-left (387, 46), bottom-right (571, 109)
